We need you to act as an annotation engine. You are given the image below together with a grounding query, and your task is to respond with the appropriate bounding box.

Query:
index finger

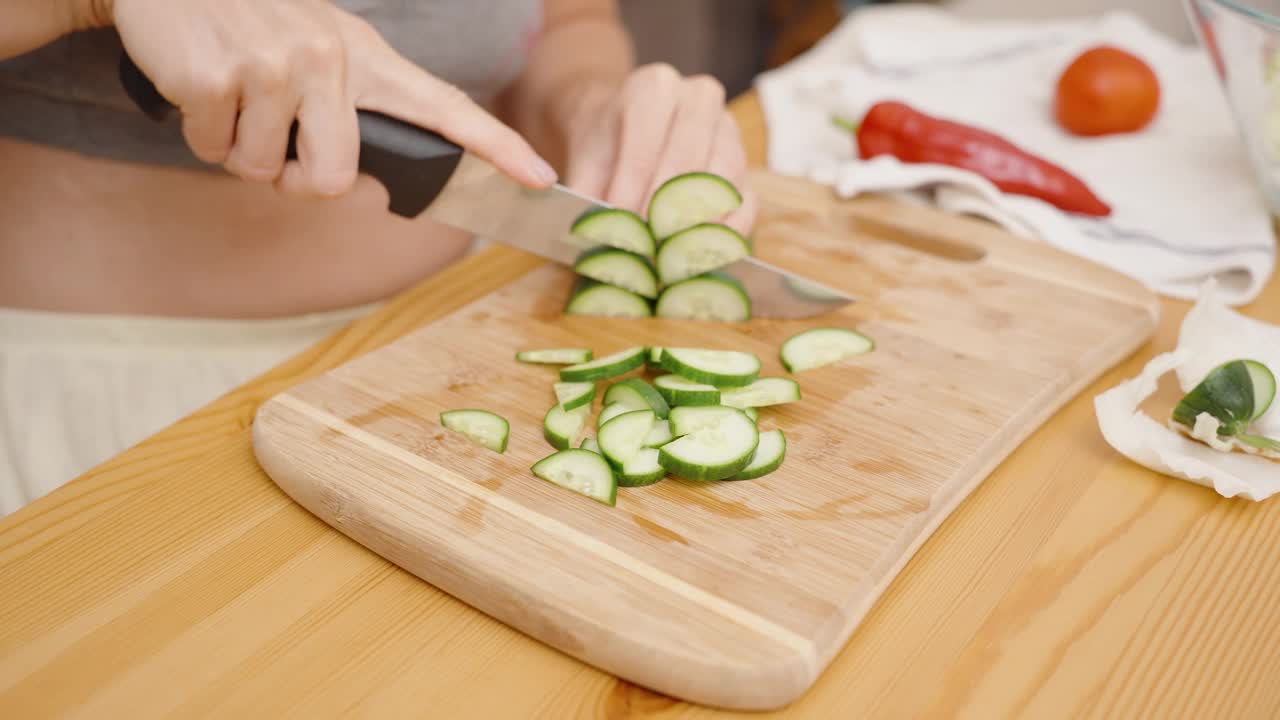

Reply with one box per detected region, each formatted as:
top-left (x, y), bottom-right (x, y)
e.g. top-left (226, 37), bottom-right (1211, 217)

top-left (354, 45), bottom-right (556, 189)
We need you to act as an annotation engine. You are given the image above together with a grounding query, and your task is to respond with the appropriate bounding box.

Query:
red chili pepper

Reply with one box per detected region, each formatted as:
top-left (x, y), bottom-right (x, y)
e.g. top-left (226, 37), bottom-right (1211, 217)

top-left (836, 101), bottom-right (1111, 217)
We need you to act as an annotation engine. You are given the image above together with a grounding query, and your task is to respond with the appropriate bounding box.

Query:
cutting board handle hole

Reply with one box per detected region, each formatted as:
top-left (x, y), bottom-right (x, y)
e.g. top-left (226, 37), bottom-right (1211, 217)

top-left (847, 217), bottom-right (987, 263)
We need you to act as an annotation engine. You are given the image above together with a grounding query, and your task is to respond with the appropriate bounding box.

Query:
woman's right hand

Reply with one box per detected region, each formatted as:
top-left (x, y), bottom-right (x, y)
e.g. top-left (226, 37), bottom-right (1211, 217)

top-left (105, 0), bottom-right (558, 197)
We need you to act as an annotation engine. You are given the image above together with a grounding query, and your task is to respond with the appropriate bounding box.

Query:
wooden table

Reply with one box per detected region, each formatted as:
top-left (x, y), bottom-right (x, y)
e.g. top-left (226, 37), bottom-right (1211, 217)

top-left (2, 93), bottom-right (1279, 720)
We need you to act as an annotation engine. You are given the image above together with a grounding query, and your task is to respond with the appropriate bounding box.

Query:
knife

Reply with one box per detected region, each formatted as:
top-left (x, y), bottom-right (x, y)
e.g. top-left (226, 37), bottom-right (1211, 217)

top-left (118, 54), bottom-right (852, 319)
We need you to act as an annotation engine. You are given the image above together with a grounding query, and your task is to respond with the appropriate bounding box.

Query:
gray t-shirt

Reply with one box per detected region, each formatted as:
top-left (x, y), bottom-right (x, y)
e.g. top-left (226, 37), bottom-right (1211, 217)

top-left (0, 0), bottom-right (542, 168)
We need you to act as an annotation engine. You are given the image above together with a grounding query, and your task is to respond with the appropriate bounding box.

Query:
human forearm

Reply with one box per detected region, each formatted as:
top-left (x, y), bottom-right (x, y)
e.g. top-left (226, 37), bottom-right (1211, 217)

top-left (1, 0), bottom-right (109, 60)
top-left (498, 0), bottom-right (634, 170)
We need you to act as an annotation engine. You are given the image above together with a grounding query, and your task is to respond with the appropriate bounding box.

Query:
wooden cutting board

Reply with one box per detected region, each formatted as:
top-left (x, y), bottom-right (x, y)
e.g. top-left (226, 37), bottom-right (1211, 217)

top-left (251, 171), bottom-right (1159, 711)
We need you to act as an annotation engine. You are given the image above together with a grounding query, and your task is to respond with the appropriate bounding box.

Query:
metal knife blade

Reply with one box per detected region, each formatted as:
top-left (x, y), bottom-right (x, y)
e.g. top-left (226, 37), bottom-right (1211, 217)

top-left (117, 52), bottom-right (853, 319)
top-left (424, 153), bottom-right (854, 319)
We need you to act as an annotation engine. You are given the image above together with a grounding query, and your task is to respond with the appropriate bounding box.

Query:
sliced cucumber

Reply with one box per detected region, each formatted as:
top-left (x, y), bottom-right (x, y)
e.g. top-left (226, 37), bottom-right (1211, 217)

top-left (642, 419), bottom-right (674, 447)
top-left (553, 381), bottom-right (596, 412)
top-left (580, 436), bottom-right (601, 454)
top-left (559, 346), bottom-right (646, 382)
top-left (532, 449), bottom-right (617, 506)
top-left (1244, 359), bottom-right (1276, 420)
top-left (439, 409), bottom-right (509, 453)
top-left (564, 280), bottom-right (652, 318)
top-left (719, 377), bottom-right (802, 409)
top-left (669, 405), bottom-right (747, 437)
top-left (571, 207), bottom-right (656, 257)
top-left (598, 409), bottom-right (657, 469)
top-left (647, 172), bottom-right (743, 240)
top-left (543, 404), bottom-right (589, 450)
top-left (729, 429), bottom-right (786, 480)
top-left (647, 346), bottom-right (665, 367)
top-left (516, 347), bottom-right (593, 365)
top-left (603, 378), bottom-right (670, 419)
top-left (743, 407), bottom-right (759, 423)
top-left (659, 347), bottom-right (761, 387)
top-left (659, 408), bottom-right (759, 481)
top-left (574, 247), bottom-right (660, 299)
top-left (653, 374), bottom-right (721, 406)
top-left (655, 272), bottom-right (751, 322)
top-left (655, 224), bottom-right (751, 286)
top-left (619, 448), bottom-right (666, 487)
top-left (780, 327), bottom-right (874, 373)
top-left (597, 402), bottom-right (631, 429)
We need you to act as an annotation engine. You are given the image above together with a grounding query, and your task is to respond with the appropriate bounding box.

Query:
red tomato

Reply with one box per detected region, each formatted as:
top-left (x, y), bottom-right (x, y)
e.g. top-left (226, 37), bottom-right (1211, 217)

top-left (1054, 46), bottom-right (1161, 137)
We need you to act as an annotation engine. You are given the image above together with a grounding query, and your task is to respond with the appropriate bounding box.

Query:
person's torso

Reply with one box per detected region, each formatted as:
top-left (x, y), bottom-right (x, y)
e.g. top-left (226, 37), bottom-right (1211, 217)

top-left (0, 0), bottom-right (543, 319)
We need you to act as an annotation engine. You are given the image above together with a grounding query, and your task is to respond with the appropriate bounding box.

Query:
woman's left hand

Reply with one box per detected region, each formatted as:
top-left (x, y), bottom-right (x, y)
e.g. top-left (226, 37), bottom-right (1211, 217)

top-left (558, 63), bottom-right (757, 236)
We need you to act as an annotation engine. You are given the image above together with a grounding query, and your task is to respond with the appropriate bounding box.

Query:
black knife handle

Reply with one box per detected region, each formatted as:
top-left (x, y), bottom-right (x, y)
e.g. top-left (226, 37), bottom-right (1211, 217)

top-left (117, 51), bottom-right (462, 218)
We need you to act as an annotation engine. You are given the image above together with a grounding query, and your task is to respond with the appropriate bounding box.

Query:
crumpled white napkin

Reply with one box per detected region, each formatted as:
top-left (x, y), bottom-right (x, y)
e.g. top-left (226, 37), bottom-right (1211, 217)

top-left (754, 4), bottom-right (1277, 306)
top-left (1094, 279), bottom-right (1280, 501)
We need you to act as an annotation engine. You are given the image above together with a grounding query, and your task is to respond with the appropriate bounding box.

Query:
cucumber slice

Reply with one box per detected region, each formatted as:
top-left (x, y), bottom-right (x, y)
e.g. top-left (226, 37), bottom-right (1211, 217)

top-left (531, 449), bottom-right (617, 506)
top-left (729, 429), bottom-right (786, 480)
top-left (516, 347), bottom-right (593, 365)
top-left (559, 346), bottom-right (646, 382)
top-left (564, 280), bottom-right (652, 318)
top-left (598, 409), bottom-right (657, 469)
top-left (597, 402), bottom-right (631, 429)
top-left (642, 419), bottom-right (674, 448)
top-left (439, 409), bottom-right (509, 453)
top-left (653, 374), bottom-right (721, 406)
top-left (659, 348), bottom-right (761, 388)
top-left (553, 381), bottom-right (596, 412)
top-left (655, 272), bottom-right (751, 322)
top-left (571, 207), bottom-right (656, 257)
top-left (719, 377), bottom-right (802, 409)
top-left (647, 172), bottom-right (743, 240)
top-left (659, 408), bottom-right (759, 481)
top-left (619, 448), bottom-right (666, 487)
top-left (780, 327), bottom-right (874, 373)
top-left (574, 247), bottom-right (659, 299)
top-left (743, 407), bottom-right (759, 423)
top-left (647, 346), bottom-right (665, 366)
top-left (669, 405), bottom-right (747, 437)
top-left (603, 378), bottom-right (670, 419)
top-left (656, 224), bottom-right (751, 286)
top-left (1244, 359), bottom-right (1276, 420)
top-left (543, 404), bottom-right (589, 450)
top-left (580, 436), bottom-right (601, 454)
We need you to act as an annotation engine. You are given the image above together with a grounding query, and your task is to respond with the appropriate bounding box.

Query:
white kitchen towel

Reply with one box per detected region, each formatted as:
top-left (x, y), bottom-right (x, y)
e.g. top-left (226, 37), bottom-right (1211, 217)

top-left (755, 4), bottom-right (1277, 306)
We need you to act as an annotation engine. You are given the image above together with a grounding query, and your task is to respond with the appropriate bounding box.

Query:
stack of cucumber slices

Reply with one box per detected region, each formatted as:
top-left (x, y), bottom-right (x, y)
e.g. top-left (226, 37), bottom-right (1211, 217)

top-left (522, 345), bottom-right (796, 506)
top-left (564, 172), bottom-right (753, 323)
top-left (436, 327), bottom-right (875, 507)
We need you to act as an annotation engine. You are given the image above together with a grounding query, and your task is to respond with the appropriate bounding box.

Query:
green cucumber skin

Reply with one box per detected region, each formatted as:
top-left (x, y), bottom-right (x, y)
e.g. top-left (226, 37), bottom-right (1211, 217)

top-left (655, 224), bottom-right (751, 286)
top-left (727, 430), bottom-right (786, 481)
top-left (564, 280), bottom-right (653, 319)
top-left (603, 378), bottom-right (671, 419)
top-left (554, 383), bottom-right (596, 412)
top-left (653, 376), bottom-right (721, 407)
top-left (654, 272), bottom-right (751, 323)
top-left (573, 247), bottom-right (660, 299)
top-left (559, 348), bottom-right (647, 382)
top-left (530, 449), bottom-right (617, 506)
top-left (543, 424), bottom-right (571, 451)
top-left (658, 445), bottom-right (756, 482)
top-left (647, 172), bottom-right (744, 240)
top-left (617, 468), bottom-right (665, 487)
top-left (570, 207), bottom-right (656, 257)
top-left (658, 349), bottom-right (760, 388)
top-left (439, 410), bottom-right (509, 453)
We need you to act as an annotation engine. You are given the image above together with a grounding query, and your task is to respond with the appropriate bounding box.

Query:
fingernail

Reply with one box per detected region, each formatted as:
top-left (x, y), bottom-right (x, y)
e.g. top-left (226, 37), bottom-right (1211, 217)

top-left (531, 156), bottom-right (558, 185)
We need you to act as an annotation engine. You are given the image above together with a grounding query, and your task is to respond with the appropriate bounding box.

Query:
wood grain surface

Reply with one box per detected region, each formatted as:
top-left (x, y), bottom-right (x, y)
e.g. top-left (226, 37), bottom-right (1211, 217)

top-left (250, 167), bottom-right (1158, 710)
top-left (1, 92), bottom-right (1278, 719)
